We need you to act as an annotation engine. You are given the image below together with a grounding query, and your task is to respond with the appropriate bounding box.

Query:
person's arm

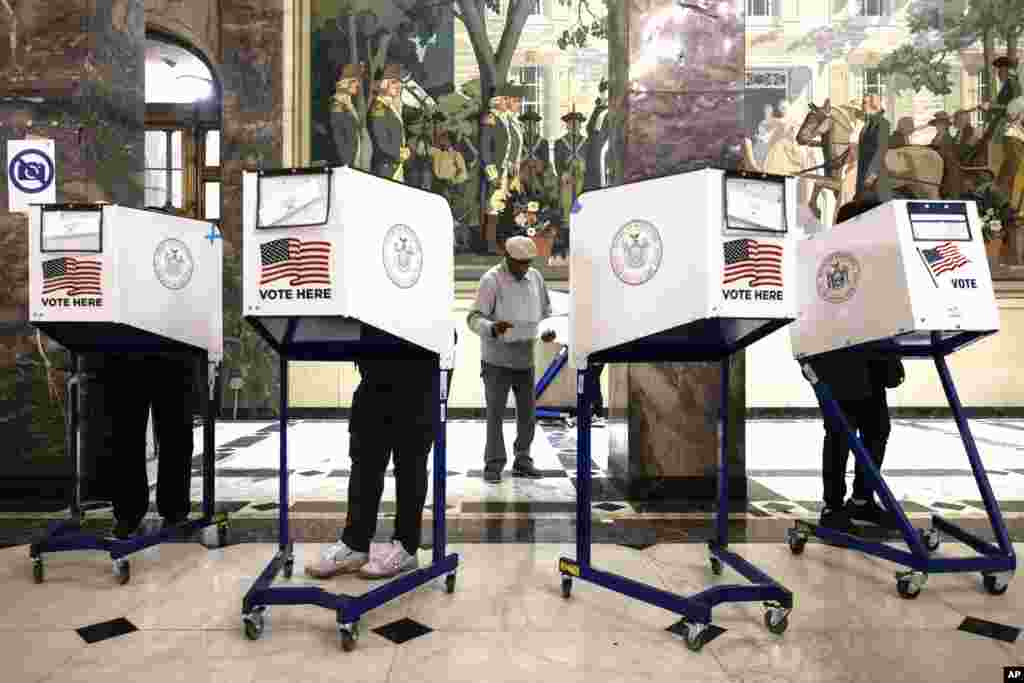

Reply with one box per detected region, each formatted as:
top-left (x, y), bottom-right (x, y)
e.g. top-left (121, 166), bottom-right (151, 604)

top-left (466, 274), bottom-right (498, 338)
top-left (368, 104), bottom-right (401, 166)
top-left (332, 112), bottom-right (357, 168)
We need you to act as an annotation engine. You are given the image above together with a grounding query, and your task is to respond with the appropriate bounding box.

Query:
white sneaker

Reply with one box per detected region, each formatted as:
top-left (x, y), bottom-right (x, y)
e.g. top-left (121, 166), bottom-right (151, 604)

top-left (358, 540), bottom-right (419, 579)
top-left (304, 540), bottom-right (368, 579)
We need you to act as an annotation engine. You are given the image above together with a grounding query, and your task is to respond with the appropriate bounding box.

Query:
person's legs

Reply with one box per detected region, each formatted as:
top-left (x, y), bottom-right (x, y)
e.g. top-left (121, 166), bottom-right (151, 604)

top-left (151, 358), bottom-right (194, 523)
top-left (820, 397), bottom-right (862, 531)
top-left (482, 362), bottom-right (513, 479)
top-left (847, 390), bottom-right (897, 526)
top-left (589, 364), bottom-right (605, 418)
top-left (341, 430), bottom-right (391, 553)
top-left (510, 366), bottom-right (539, 475)
top-left (109, 362), bottom-right (154, 535)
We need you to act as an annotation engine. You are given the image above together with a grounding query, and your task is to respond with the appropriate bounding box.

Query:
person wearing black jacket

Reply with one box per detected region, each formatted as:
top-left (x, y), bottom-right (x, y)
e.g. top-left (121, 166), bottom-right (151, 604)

top-left (810, 197), bottom-right (904, 532)
top-left (306, 330), bottom-right (455, 580)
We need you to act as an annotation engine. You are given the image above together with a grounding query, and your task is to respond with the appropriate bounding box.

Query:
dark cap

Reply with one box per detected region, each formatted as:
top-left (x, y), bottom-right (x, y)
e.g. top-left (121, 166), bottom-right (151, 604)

top-left (561, 111), bottom-right (585, 123)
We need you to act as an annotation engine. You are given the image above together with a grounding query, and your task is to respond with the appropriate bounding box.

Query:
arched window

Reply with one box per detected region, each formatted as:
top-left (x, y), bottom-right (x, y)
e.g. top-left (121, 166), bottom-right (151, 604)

top-left (144, 33), bottom-right (222, 223)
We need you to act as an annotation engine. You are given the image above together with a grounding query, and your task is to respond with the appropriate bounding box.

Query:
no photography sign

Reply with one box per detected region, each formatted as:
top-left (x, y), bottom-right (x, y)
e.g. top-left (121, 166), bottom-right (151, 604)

top-left (7, 139), bottom-right (56, 213)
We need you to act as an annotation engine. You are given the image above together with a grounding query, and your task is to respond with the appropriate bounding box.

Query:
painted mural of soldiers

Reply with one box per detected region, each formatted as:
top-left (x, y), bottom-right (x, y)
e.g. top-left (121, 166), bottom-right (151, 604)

top-left (981, 56), bottom-right (1022, 199)
top-left (368, 64), bottom-right (410, 182)
top-left (519, 109), bottom-right (552, 195)
top-left (480, 88), bottom-right (510, 253)
top-left (554, 111), bottom-right (587, 223)
top-left (503, 85), bottom-right (527, 195)
top-left (331, 63), bottom-right (365, 169)
top-left (584, 81), bottom-right (610, 191)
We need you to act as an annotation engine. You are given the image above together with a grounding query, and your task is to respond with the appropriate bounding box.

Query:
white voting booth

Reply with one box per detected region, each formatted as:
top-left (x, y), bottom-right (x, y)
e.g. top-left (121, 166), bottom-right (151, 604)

top-left (570, 168), bottom-right (798, 364)
top-left (29, 203), bottom-right (223, 359)
top-left (241, 166), bottom-right (454, 362)
top-left (790, 200), bottom-right (998, 359)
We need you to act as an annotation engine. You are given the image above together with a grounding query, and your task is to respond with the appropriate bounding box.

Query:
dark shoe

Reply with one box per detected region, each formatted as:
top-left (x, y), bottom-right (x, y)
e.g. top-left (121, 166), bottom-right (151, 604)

top-left (818, 506), bottom-right (855, 534)
top-left (483, 470), bottom-right (502, 484)
top-left (111, 519), bottom-right (140, 540)
top-left (845, 499), bottom-right (899, 528)
top-left (511, 461), bottom-right (543, 479)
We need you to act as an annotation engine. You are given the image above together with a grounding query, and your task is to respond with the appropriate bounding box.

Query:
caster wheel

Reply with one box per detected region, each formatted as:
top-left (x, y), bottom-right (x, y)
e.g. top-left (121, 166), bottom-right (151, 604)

top-left (786, 529), bottom-right (806, 556)
top-left (561, 576), bottom-right (572, 599)
top-left (242, 612), bottom-right (265, 640)
top-left (764, 608), bottom-right (789, 635)
top-left (282, 559), bottom-right (294, 580)
top-left (897, 578), bottom-right (921, 599)
top-left (339, 623), bottom-right (359, 652)
top-left (709, 557), bottom-right (723, 576)
top-left (920, 528), bottom-right (940, 553)
top-left (983, 574), bottom-right (1010, 596)
top-left (32, 559), bottom-right (44, 584)
top-left (217, 524), bottom-right (229, 548)
top-left (681, 622), bottom-right (707, 652)
top-left (445, 573), bottom-right (456, 594)
top-left (114, 559), bottom-right (130, 585)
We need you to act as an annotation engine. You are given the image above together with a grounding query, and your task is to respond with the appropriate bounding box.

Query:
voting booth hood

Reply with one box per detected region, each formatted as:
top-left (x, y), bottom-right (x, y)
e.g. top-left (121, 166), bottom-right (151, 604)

top-left (242, 166), bottom-right (455, 364)
top-left (29, 203), bottom-right (223, 362)
top-left (568, 168), bottom-right (798, 366)
top-left (790, 200), bottom-right (999, 360)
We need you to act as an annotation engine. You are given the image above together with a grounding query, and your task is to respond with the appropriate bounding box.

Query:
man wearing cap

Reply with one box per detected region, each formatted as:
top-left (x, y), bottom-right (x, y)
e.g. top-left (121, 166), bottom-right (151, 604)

top-left (981, 56), bottom-right (1022, 198)
top-left (467, 235), bottom-right (557, 483)
top-left (855, 93), bottom-right (891, 201)
top-left (585, 81), bottom-right (611, 191)
top-left (555, 111), bottom-right (587, 222)
top-left (368, 64), bottom-right (410, 182)
top-left (480, 89), bottom-right (510, 253)
top-left (504, 85), bottom-right (526, 197)
top-left (929, 111), bottom-right (963, 198)
top-left (519, 109), bottom-right (552, 196)
top-left (331, 64), bottom-right (364, 169)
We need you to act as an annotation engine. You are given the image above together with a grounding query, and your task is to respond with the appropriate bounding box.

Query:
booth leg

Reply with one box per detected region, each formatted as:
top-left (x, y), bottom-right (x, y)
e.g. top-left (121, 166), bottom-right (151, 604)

top-left (934, 354), bottom-right (1013, 556)
top-left (433, 367), bottom-right (448, 567)
top-left (534, 347), bottom-right (569, 418)
top-left (279, 356), bottom-right (290, 555)
top-left (67, 354), bottom-right (82, 524)
top-left (714, 356), bottom-right (731, 551)
top-left (202, 355), bottom-right (216, 521)
top-left (575, 368), bottom-right (592, 568)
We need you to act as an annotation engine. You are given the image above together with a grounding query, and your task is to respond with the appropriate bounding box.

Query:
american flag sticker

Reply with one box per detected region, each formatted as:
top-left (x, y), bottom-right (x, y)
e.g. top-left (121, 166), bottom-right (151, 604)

top-left (919, 242), bottom-right (969, 277)
top-left (259, 238), bottom-right (332, 287)
top-left (723, 238), bottom-right (783, 288)
top-left (42, 257), bottom-right (102, 296)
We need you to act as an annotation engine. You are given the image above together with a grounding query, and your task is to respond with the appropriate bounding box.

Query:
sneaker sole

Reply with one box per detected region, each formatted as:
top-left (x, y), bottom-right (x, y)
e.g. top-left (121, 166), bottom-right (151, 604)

top-left (358, 564), bottom-right (418, 580)
top-left (510, 470), bottom-right (543, 479)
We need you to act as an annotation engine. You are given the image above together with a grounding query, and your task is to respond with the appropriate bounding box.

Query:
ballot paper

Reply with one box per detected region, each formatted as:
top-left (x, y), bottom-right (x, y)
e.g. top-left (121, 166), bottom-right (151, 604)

top-left (258, 173), bottom-right (330, 227)
top-left (726, 177), bottom-right (786, 232)
top-left (500, 320), bottom-right (540, 343)
top-left (42, 210), bottom-right (102, 252)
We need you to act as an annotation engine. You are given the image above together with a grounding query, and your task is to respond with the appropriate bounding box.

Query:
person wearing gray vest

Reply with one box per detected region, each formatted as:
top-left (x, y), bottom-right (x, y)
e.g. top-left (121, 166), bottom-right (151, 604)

top-left (467, 236), bottom-right (556, 483)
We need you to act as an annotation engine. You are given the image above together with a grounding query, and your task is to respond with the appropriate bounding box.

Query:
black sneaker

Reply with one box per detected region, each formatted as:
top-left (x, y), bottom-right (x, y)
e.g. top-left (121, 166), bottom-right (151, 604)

top-left (818, 506), bottom-right (855, 534)
top-left (845, 499), bottom-right (899, 528)
top-left (483, 470), bottom-right (502, 484)
top-left (511, 462), bottom-right (543, 479)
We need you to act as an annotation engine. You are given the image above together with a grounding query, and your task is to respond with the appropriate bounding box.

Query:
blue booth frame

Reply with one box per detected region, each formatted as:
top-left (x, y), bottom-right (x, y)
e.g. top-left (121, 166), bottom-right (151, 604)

top-left (27, 333), bottom-right (227, 586)
top-left (239, 321), bottom-right (458, 652)
top-left (557, 317), bottom-right (795, 652)
top-left (535, 344), bottom-right (570, 420)
top-left (786, 330), bottom-right (1016, 599)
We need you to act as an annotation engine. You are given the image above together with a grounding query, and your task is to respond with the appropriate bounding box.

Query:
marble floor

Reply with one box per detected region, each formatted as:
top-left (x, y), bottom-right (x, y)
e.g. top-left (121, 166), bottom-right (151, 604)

top-left (3, 539), bottom-right (1022, 682)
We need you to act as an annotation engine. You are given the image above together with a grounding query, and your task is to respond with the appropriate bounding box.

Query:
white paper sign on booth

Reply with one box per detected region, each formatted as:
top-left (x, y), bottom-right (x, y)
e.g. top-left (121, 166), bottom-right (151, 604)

top-left (243, 167), bottom-right (454, 359)
top-left (29, 204), bottom-right (224, 361)
top-left (570, 168), bottom-right (798, 366)
top-left (790, 200), bottom-right (998, 360)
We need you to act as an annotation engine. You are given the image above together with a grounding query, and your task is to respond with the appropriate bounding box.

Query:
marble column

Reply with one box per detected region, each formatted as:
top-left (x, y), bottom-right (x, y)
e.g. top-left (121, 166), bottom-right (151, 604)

top-left (605, 0), bottom-right (748, 501)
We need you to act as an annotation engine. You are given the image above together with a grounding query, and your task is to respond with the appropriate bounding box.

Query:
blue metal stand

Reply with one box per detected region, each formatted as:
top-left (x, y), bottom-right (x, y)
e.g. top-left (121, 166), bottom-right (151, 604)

top-left (28, 351), bottom-right (227, 585)
top-left (788, 344), bottom-right (1016, 599)
top-left (558, 351), bottom-right (793, 652)
top-left (240, 352), bottom-right (458, 652)
top-left (535, 344), bottom-right (570, 420)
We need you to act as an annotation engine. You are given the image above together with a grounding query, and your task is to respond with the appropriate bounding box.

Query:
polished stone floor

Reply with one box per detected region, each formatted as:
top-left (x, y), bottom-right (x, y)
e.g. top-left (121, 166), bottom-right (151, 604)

top-left (4, 539), bottom-right (1022, 682)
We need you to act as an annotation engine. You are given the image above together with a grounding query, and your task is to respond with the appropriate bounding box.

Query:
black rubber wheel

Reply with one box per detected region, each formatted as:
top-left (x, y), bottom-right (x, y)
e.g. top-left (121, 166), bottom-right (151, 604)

top-left (983, 574), bottom-right (1010, 596)
top-left (683, 627), bottom-right (705, 652)
top-left (243, 614), bottom-right (264, 640)
top-left (115, 560), bottom-right (130, 586)
top-left (561, 577), bottom-right (572, 599)
top-left (788, 538), bottom-right (806, 556)
top-left (921, 529), bottom-right (940, 552)
top-left (282, 560), bottom-right (294, 580)
top-left (445, 573), bottom-right (456, 594)
top-left (217, 524), bottom-right (229, 548)
top-left (709, 557), bottom-right (723, 576)
top-left (340, 630), bottom-right (357, 652)
top-left (764, 610), bottom-right (789, 635)
top-left (897, 578), bottom-right (921, 599)
top-left (32, 560), bottom-right (44, 584)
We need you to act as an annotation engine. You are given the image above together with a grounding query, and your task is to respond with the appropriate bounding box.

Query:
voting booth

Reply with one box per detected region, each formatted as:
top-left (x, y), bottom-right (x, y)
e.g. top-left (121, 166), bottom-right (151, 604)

top-left (27, 203), bottom-right (226, 585)
top-left (786, 199), bottom-right (1015, 599)
top-left (239, 166), bottom-right (457, 652)
top-left (558, 169), bottom-right (798, 651)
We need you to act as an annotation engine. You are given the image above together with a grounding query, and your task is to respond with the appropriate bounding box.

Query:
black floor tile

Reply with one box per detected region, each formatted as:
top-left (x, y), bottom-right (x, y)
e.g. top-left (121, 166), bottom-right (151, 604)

top-left (594, 503), bottom-right (625, 512)
top-left (618, 542), bottom-right (655, 551)
top-left (667, 620), bottom-right (726, 645)
top-left (251, 503), bottom-right (279, 511)
top-left (466, 469), bottom-right (568, 478)
top-left (570, 478), bottom-right (625, 502)
top-left (217, 469), bottom-right (294, 478)
top-left (298, 470), bottom-right (324, 476)
top-left (77, 617), bottom-right (138, 644)
top-left (462, 502), bottom-right (577, 513)
top-left (760, 502), bottom-right (794, 513)
top-left (372, 618), bottom-right (434, 645)
top-left (959, 616), bottom-right (1020, 643)
top-left (146, 501), bottom-right (249, 514)
top-left (932, 502), bottom-right (965, 511)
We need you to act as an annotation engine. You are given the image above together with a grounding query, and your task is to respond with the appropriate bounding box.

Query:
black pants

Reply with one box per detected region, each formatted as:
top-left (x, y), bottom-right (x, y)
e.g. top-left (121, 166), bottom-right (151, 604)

top-left (821, 390), bottom-right (891, 510)
top-left (109, 358), bottom-right (195, 528)
top-left (586, 364), bottom-right (605, 416)
top-left (342, 427), bottom-right (433, 556)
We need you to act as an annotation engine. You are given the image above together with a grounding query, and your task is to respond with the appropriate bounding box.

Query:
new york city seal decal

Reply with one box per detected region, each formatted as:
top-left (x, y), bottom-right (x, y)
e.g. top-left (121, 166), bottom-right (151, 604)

top-left (153, 238), bottom-right (194, 290)
top-left (383, 224), bottom-right (423, 289)
top-left (610, 219), bottom-right (663, 286)
top-left (816, 251), bottom-right (860, 303)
